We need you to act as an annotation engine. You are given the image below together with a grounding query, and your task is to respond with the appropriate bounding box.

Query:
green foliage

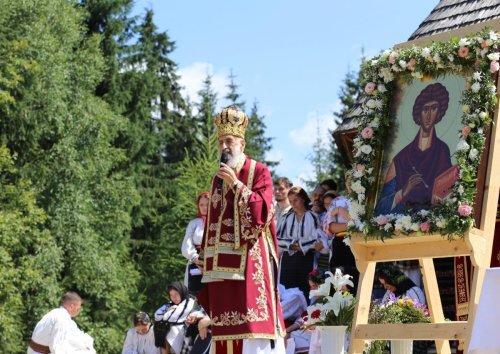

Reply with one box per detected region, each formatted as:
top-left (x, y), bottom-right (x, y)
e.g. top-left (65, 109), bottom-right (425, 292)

top-left (330, 69), bottom-right (364, 190)
top-left (369, 297), bottom-right (431, 325)
top-left (0, 0), bottom-right (140, 352)
top-left (0, 145), bottom-right (62, 353)
top-left (303, 122), bottom-right (331, 190)
top-left (245, 100), bottom-right (277, 168)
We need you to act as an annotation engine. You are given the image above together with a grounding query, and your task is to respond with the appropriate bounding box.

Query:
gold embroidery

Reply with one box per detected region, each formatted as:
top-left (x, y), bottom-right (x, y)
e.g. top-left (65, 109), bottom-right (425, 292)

top-left (208, 237), bottom-right (216, 245)
top-left (220, 233), bottom-right (235, 242)
top-left (209, 223), bottom-right (218, 231)
top-left (212, 190), bottom-right (222, 209)
top-left (222, 218), bottom-right (234, 227)
top-left (211, 241), bottom-right (269, 327)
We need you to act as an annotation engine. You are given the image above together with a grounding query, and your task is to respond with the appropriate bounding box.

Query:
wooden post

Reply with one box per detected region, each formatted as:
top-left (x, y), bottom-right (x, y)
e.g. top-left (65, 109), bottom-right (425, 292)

top-left (348, 229), bottom-right (488, 354)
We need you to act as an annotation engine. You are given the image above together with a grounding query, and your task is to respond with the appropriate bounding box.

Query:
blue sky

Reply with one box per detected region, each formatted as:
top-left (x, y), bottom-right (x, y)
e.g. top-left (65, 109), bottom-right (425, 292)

top-left (133, 0), bottom-right (439, 187)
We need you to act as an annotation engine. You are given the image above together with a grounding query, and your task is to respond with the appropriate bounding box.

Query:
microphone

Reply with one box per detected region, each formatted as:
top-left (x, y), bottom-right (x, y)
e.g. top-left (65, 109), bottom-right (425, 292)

top-left (217, 150), bottom-right (230, 192)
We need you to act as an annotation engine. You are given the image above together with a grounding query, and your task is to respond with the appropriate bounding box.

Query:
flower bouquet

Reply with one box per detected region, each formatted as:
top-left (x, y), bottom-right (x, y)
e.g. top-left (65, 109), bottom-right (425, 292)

top-left (304, 269), bottom-right (356, 330)
top-left (369, 295), bottom-right (430, 325)
top-left (364, 295), bottom-right (431, 354)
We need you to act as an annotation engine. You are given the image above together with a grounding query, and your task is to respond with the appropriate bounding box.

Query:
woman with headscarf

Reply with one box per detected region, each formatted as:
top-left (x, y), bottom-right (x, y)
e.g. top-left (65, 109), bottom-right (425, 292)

top-left (277, 186), bottom-right (319, 302)
top-left (154, 282), bottom-right (197, 354)
top-left (181, 192), bottom-right (210, 296)
top-left (377, 264), bottom-right (426, 305)
top-left (122, 312), bottom-right (160, 354)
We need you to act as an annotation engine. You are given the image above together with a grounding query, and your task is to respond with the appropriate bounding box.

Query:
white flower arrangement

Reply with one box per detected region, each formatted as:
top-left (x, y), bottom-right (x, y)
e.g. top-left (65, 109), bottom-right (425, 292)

top-left (348, 28), bottom-right (497, 240)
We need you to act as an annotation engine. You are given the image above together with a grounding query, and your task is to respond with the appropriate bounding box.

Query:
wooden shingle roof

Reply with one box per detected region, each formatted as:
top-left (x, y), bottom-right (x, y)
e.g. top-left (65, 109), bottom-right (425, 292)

top-left (409, 0), bottom-right (500, 40)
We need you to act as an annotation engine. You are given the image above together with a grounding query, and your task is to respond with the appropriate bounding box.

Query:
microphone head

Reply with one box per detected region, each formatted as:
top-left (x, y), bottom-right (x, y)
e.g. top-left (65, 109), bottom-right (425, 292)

top-left (220, 150), bottom-right (230, 164)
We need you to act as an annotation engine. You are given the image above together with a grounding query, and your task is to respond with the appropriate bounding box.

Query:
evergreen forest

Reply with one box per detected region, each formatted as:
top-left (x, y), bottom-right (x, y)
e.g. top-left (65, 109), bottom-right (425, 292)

top-left (0, 1), bottom-right (358, 352)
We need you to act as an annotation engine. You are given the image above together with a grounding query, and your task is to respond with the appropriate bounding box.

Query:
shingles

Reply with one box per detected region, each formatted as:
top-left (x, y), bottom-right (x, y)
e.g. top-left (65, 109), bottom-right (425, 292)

top-left (336, 0), bottom-right (500, 133)
top-left (409, 0), bottom-right (500, 40)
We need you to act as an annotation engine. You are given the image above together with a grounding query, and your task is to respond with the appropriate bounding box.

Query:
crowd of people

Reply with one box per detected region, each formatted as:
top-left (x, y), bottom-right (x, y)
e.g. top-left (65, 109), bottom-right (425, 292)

top-left (27, 105), bottom-right (425, 354)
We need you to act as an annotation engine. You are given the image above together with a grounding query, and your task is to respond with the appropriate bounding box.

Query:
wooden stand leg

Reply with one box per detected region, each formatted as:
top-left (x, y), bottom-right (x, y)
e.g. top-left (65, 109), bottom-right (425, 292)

top-left (349, 261), bottom-right (375, 354)
top-left (420, 258), bottom-right (451, 354)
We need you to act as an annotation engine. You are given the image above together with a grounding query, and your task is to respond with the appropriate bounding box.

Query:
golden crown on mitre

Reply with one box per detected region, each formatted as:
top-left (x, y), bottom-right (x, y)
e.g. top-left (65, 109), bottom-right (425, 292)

top-left (215, 105), bottom-right (248, 139)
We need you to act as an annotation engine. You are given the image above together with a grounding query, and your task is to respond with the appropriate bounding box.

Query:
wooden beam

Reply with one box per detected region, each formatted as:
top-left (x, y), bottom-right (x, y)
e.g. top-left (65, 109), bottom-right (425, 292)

top-left (353, 322), bottom-right (468, 340)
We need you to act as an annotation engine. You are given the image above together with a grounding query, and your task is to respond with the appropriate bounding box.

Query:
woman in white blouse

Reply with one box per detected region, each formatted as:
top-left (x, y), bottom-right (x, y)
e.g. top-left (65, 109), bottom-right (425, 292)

top-left (277, 186), bottom-right (319, 302)
top-left (181, 192), bottom-right (209, 296)
top-left (122, 312), bottom-right (160, 354)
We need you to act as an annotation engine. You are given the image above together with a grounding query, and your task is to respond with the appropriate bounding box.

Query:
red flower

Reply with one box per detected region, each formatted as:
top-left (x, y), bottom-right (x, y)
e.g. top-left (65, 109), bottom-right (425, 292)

top-left (311, 309), bottom-right (322, 319)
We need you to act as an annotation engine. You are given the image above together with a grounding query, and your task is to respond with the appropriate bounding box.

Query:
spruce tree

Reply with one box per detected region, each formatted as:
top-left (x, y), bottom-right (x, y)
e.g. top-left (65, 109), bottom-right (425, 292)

top-left (225, 70), bottom-right (246, 110)
top-left (303, 122), bottom-right (331, 190)
top-left (328, 69), bottom-right (363, 190)
top-left (0, 1), bottom-right (139, 351)
top-left (245, 100), bottom-right (277, 168)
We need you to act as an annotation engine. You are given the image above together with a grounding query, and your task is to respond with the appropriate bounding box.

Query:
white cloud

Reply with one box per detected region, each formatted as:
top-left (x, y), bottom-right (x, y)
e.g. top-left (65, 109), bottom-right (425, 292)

top-left (177, 62), bottom-right (229, 108)
top-left (288, 108), bottom-right (339, 148)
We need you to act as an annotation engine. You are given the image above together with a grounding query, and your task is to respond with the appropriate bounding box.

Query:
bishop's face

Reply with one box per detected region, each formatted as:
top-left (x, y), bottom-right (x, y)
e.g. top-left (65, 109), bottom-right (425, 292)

top-left (218, 135), bottom-right (246, 168)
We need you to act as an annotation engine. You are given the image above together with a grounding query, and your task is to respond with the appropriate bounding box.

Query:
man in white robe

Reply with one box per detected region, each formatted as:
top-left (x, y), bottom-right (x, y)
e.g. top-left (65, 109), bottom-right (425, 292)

top-left (28, 291), bottom-right (95, 354)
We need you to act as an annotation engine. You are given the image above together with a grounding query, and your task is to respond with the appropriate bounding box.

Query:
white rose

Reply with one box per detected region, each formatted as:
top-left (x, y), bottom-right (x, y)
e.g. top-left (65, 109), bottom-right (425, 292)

top-left (411, 223), bottom-right (420, 232)
top-left (471, 82), bottom-right (481, 93)
top-left (398, 60), bottom-right (407, 69)
top-left (459, 38), bottom-right (470, 46)
top-left (371, 59), bottom-right (379, 66)
top-left (489, 31), bottom-right (498, 41)
top-left (457, 139), bottom-right (470, 151)
top-left (487, 52), bottom-right (500, 61)
top-left (479, 112), bottom-right (487, 119)
top-left (421, 47), bottom-right (431, 57)
top-left (384, 223), bottom-right (393, 231)
top-left (457, 185), bottom-right (464, 195)
top-left (433, 54), bottom-right (441, 63)
top-left (366, 99), bottom-right (377, 109)
top-left (353, 170), bottom-right (363, 178)
top-left (377, 84), bottom-right (387, 93)
top-left (469, 148), bottom-right (479, 160)
top-left (436, 218), bottom-right (448, 228)
top-left (360, 144), bottom-right (373, 154)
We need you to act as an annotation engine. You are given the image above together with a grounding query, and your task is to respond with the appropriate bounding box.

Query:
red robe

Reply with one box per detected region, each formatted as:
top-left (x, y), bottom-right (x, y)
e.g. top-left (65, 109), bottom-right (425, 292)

top-left (199, 155), bottom-right (285, 345)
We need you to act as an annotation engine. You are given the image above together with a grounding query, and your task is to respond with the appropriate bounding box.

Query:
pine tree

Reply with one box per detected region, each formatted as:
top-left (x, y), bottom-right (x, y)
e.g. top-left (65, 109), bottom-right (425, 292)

top-left (303, 122), bottom-right (330, 190)
top-left (245, 100), bottom-right (277, 168)
top-left (328, 69), bottom-right (363, 190)
top-left (0, 1), bottom-right (139, 351)
top-left (194, 74), bottom-right (218, 153)
top-left (225, 70), bottom-right (245, 110)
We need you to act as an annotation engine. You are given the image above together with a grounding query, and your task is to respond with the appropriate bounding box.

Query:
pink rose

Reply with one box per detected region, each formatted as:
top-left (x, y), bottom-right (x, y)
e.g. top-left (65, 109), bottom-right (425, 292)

top-left (375, 215), bottom-right (389, 226)
top-left (388, 51), bottom-right (398, 64)
top-left (490, 60), bottom-right (500, 73)
top-left (356, 164), bottom-right (365, 172)
top-left (364, 82), bottom-right (376, 95)
top-left (462, 126), bottom-right (471, 137)
top-left (419, 222), bottom-right (430, 233)
top-left (458, 46), bottom-right (469, 58)
top-left (407, 58), bottom-right (416, 71)
top-left (458, 204), bottom-right (472, 216)
top-left (361, 127), bottom-right (374, 139)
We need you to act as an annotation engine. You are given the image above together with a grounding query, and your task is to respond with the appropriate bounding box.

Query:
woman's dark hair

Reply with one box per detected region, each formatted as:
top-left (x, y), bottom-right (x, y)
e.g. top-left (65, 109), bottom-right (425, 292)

top-left (376, 264), bottom-right (416, 297)
top-left (412, 83), bottom-right (449, 125)
top-left (167, 281), bottom-right (189, 302)
top-left (287, 186), bottom-right (311, 210)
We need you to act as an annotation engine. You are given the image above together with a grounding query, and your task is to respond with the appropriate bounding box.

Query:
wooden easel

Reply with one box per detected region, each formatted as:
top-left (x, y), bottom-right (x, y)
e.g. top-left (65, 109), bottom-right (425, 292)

top-left (347, 82), bottom-right (500, 353)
